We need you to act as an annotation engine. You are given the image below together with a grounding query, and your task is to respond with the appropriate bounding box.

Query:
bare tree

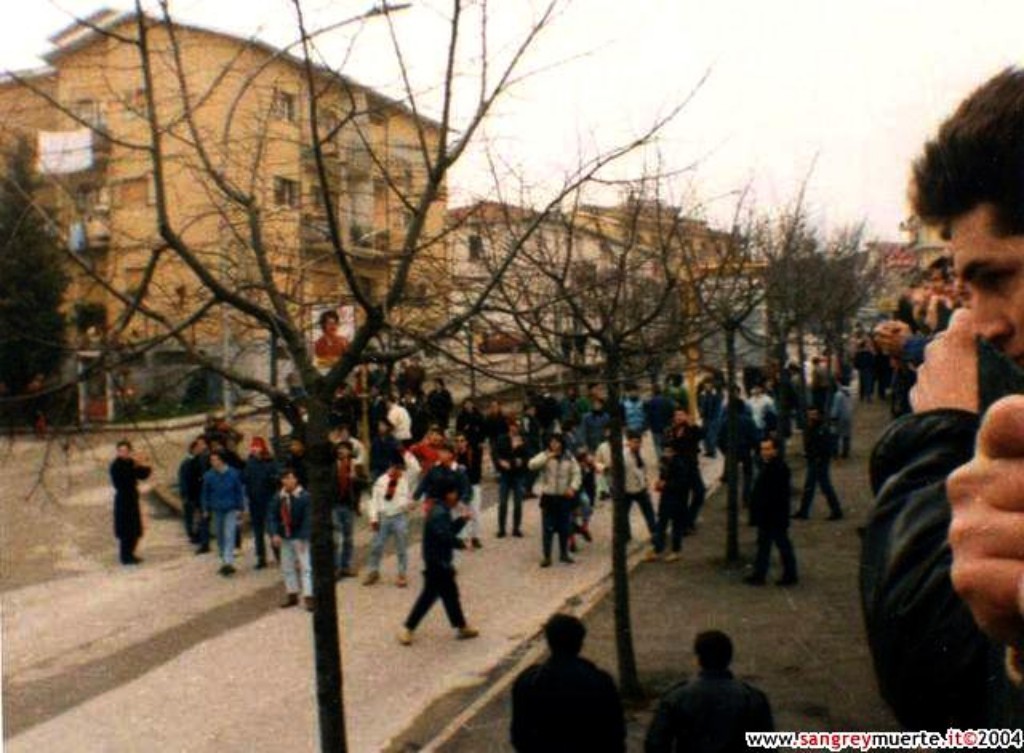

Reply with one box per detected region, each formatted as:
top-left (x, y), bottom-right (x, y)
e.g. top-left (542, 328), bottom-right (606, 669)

top-left (2, 2), bottom-right (681, 749)
top-left (469, 182), bottom-right (702, 699)
top-left (684, 199), bottom-right (767, 563)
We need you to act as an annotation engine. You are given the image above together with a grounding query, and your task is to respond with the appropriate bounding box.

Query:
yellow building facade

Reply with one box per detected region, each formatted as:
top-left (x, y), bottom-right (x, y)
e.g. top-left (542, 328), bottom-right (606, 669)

top-left (0, 8), bottom-right (448, 415)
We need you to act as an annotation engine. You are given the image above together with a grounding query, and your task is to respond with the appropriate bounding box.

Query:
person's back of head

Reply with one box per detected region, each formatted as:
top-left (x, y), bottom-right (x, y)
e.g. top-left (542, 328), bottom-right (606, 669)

top-left (694, 630), bottom-right (733, 672)
top-left (544, 613), bottom-right (586, 657)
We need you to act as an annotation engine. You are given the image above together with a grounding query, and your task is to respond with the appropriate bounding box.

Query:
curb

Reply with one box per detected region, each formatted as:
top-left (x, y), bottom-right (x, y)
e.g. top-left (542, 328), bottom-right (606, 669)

top-left (419, 462), bottom-right (724, 752)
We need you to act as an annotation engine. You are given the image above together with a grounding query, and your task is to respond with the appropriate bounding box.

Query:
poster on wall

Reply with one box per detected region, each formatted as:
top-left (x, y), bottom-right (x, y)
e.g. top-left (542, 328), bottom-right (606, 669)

top-left (311, 304), bottom-right (355, 373)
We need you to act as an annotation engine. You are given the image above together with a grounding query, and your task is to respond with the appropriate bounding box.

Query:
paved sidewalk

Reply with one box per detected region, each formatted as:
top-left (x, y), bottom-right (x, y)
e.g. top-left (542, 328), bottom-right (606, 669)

top-left (3, 440), bottom-right (694, 752)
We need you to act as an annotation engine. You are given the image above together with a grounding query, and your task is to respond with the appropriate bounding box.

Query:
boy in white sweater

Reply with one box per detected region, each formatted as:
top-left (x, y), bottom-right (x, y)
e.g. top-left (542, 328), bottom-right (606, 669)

top-left (363, 454), bottom-right (414, 587)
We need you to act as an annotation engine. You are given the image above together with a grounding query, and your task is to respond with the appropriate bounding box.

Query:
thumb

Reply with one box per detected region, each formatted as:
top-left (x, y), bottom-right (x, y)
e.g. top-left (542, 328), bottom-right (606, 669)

top-left (978, 395), bottom-right (1024, 459)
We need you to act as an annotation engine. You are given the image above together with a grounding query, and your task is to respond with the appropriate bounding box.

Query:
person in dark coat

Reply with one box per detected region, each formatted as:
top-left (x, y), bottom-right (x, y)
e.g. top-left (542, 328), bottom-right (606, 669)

top-left (426, 378), bottom-right (454, 431)
top-left (651, 446), bottom-right (688, 561)
top-left (110, 440), bottom-right (152, 565)
top-left (242, 436), bottom-right (278, 569)
top-left (645, 630), bottom-right (773, 752)
top-left (399, 455), bottom-right (478, 645)
top-left (793, 407), bottom-right (842, 520)
top-left (177, 435), bottom-right (208, 546)
top-left (511, 613), bottom-right (625, 753)
top-left (455, 398), bottom-right (486, 453)
top-left (744, 438), bottom-right (797, 586)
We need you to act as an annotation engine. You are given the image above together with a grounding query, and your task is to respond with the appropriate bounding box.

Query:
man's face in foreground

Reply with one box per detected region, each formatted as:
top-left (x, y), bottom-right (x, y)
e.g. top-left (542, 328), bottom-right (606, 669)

top-left (952, 203), bottom-right (1024, 365)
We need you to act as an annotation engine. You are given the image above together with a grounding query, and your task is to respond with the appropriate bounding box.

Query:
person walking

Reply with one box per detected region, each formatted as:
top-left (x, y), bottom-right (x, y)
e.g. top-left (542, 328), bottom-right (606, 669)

top-left (793, 407), bottom-right (843, 520)
top-left (328, 441), bottom-right (365, 579)
top-left (110, 440), bottom-right (152, 566)
top-left (270, 468), bottom-right (313, 610)
top-left (363, 454), bottom-right (413, 588)
top-left (529, 433), bottom-right (582, 567)
top-left (744, 437), bottom-right (798, 586)
top-left (829, 380), bottom-right (854, 459)
top-left (645, 631), bottom-right (774, 752)
top-left (511, 613), bottom-right (625, 753)
top-left (455, 432), bottom-right (484, 548)
top-left (398, 474), bottom-right (478, 645)
top-left (651, 446), bottom-right (688, 562)
top-left (177, 435), bottom-right (207, 547)
top-left (201, 450), bottom-right (246, 575)
top-left (241, 436), bottom-right (278, 569)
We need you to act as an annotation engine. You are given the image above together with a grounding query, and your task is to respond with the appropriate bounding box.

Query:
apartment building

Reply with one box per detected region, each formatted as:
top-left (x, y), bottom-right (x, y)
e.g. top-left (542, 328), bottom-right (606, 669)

top-left (0, 8), bottom-right (449, 419)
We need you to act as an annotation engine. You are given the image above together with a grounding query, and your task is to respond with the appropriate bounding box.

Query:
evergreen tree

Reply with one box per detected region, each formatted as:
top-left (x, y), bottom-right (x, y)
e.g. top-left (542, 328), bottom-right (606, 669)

top-left (0, 136), bottom-right (68, 397)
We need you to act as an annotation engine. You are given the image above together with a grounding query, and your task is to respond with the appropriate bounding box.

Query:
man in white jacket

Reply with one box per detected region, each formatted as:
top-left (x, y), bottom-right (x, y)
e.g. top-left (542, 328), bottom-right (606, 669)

top-left (362, 454), bottom-right (414, 587)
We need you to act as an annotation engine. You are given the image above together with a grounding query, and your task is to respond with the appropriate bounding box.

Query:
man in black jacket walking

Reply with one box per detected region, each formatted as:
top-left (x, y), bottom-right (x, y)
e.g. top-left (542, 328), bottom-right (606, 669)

top-left (511, 613), bottom-right (625, 753)
top-left (745, 438), bottom-right (797, 586)
top-left (399, 447), bottom-right (478, 645)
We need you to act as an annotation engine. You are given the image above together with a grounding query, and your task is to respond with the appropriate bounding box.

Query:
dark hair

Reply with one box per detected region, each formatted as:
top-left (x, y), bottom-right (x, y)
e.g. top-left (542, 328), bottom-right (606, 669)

top-left (913, 67), bottom-right (1024, 237)
top-left (209, 450), bottom-right (226, 463)
top-left (335, 440), bottom-right (353, 453)
top-left (117, 440), bottom-right (132, 451)
top-left (694, 630), bottom-right (733, 671)
top-left (626, 429), bottom-right (643, 441)
top-left (319, 309), bottom-right (340, 328)
top-left (544, 613), bottom-right (586, 656)
top-left (281, 466), bottom-right (297, 479)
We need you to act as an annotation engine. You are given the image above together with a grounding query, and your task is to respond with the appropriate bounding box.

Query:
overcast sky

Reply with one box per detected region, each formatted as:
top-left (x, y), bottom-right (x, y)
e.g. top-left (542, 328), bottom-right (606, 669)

top-left (3, 0), bottom-right (1023, 240)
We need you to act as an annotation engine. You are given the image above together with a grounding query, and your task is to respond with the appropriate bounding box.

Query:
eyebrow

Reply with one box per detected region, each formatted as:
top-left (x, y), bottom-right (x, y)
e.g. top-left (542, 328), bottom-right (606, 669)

top-left (958, 259), bottom-right (1013, 283)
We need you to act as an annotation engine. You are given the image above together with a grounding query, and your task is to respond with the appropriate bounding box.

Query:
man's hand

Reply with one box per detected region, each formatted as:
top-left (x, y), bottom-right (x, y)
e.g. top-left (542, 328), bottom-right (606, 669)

top-left (947, 394), bottom-right (1024, 644)
top-left (910, 308), bottom-right (979, 414)
top-left (873, 320), bottom-right (912, 357)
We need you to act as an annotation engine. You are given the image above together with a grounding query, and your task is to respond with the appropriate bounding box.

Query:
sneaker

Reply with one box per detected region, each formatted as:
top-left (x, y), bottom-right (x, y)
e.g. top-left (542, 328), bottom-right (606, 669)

top-left (336, 567), bottom-right (357, 580)
top-left (471, 538), bottom-right (482, 549)
top-left (642, 550), bottom-right (661, 563)
top-left (396, 574), bottom-right (408, 588)
top-left (279, 593), bottom-right (299, 609)
top-left (398, 628), bottom-right (413, 646)
top-left (540, 557), bottom-right (552, 568)
top-left (456, 626), bottom-right (480, 640)
top-left (362, 571), bottom-right (380, 586)
top-left (663, 552), bottom-right (681, 563)
top-left (219, 564), bottom-right (236, 576)
top-left (303, 596), bottom-right (315, 612)
top-left (195, 545), bottom-right (211, 555)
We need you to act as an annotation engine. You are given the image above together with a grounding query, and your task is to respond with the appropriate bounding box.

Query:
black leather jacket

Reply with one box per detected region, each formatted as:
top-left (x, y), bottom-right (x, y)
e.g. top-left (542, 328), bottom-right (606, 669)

top-left (862, 408), bottom-right (1024, 728)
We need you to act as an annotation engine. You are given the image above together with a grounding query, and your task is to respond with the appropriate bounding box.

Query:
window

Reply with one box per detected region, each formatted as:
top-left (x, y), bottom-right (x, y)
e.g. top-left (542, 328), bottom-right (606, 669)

top-left (468, 234), bottom-right (484, 261)
top-left (271, 88), bottom-right (297, 122)
top-left (71, 98), bottom-right (104, 128)
top-left (273, 177), bottom-right (299, 208)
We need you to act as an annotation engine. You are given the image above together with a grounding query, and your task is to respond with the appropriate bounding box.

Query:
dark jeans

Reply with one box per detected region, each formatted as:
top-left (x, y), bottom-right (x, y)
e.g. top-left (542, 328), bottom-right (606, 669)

top-left (833, 435), bottom-right (850, 459)
top-left (541, 494), bottom-right (572, 559)
top-left (196, 510), bottom-right (211, 549)
top-left (654, 493), bottom-right (686, 553)
top-left (183, 496), bottom-right (199, 542)
top-left (118, 536), bottom-right (138, 564)
top-left (498, 474), bottom-right (525, 534)
top-left (250, 497), bottom-right (269, 563)
top-left (752, 525), bottom-right (797, 580)
top-left (857, 368), bottom-right (874, 402)
top-left (624, 490), bottom-right (658, 541)
top-left (684, 472), bottom-right (707, 529)
top-left (799, 456), bottom-right (842, 516)
top-left (404, 567), bottom-right (466, 630)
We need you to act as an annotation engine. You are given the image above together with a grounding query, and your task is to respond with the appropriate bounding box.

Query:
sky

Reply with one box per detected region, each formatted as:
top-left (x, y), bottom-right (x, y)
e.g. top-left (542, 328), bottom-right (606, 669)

top-left (3, 0), bottom-right (1024, 240)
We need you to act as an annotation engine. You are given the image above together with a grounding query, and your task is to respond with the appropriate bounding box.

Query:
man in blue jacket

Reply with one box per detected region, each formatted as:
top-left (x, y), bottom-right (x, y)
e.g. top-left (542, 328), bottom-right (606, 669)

top-left (270, 468), bottom-right (313, 610)
top-left (201, 450), bottom-right (245, 576)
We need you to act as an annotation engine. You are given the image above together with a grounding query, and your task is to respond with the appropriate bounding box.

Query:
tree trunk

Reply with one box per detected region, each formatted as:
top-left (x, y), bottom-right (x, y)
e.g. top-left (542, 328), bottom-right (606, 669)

top-left (304, 395), bottom-right (348, 752)
top-left (725, 323), bottom-right (740, 563)
top-left (605, 370), bottom-right (642, 699)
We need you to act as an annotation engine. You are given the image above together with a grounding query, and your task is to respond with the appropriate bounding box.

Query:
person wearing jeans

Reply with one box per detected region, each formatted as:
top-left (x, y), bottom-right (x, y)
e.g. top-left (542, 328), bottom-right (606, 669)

top-left (363, 456), bottom-right (413, 587)
top-left (328, 441), bottom-right (364, 579)
top-left (270, 468), bottom-right (313, 610)
top-left (494, 421), bottom-right (530, 537)
top-left (201, 450), bottom-right (245, 576)
top-left (793, 408), bottom-right (843, 520)
top-left (528, 434), bottom-right (582, 567)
